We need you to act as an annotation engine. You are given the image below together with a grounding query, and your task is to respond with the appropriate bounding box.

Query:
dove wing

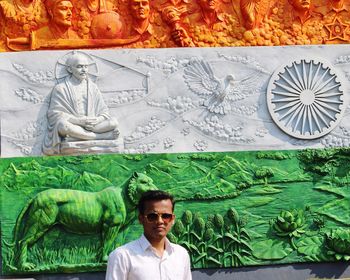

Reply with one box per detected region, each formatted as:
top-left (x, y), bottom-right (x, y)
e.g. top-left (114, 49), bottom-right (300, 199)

top-left (183, 59), bottom-right (221, 96)
top-left (226, 72), bottom-right (263, 101)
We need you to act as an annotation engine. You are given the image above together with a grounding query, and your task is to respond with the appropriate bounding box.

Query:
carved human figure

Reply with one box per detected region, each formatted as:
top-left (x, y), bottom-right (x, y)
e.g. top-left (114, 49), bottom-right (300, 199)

top-left (34, 0), bottom-right (79, 39)
top-left (240, 0), bottom-right (272, 30)
top-left (43, 52), bottom-right (119, 155)
top-left (161, 6), bottom-right (194, 47)
top-left (196, 0), bottom-right (223, 28)
top-left (0, 0), bottom-right (47, 38)
top-left (129, 0), bottom-right (152, 35)
top-left (288, 0), bottom-right (311, 24)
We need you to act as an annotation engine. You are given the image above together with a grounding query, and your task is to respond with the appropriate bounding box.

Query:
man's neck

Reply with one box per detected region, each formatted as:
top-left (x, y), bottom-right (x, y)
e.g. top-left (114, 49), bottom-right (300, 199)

top-left (133, 18), bottom-right (150, 35)
top-left (294, 8), bottom-right (310, 24)
top-left (144, 234), bottom-right (166, 256)
top-left (49, 22), bottom-right (70, 39)
top-left (202, 9), bottom-right (217, 27)
top-left (70, 75), bottom-right (86, 85)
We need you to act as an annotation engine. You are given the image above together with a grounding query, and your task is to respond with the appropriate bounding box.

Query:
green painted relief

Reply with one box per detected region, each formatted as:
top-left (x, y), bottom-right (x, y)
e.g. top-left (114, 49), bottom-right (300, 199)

top-left (1, 148), bottom-right (350, 274)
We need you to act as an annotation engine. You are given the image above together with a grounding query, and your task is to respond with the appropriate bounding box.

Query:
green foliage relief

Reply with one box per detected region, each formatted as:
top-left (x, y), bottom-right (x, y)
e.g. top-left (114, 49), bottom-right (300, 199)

top-left (1, 148), bottom-right (350, 274)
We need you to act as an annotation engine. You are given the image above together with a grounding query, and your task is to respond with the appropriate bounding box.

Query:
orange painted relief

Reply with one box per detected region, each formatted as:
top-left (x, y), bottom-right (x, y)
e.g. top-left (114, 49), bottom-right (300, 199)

top-left (0, 0), bottom-right (349, 51)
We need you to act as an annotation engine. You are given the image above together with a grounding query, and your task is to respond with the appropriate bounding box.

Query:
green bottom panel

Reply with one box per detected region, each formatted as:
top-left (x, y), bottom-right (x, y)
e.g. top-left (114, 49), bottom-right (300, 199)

top-left (1, 149), bottom-right (350, 274)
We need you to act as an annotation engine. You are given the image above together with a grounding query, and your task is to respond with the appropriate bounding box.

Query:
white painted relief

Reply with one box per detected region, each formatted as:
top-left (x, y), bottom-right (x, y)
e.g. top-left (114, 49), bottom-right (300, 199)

top-left (1, 45), bottom-right (350, 157)
top-left (267, 59), bottom-right (345, 140)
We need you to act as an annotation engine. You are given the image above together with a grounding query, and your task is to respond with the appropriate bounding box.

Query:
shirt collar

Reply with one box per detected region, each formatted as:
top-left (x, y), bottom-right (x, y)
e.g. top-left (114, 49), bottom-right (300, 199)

top-left (139, 234), bottom-right (174, 254)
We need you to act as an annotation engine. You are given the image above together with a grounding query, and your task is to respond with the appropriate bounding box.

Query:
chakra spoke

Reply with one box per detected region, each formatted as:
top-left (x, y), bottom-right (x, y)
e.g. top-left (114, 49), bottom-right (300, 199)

top-left (311, 68), bottom-right (330, 92)
top-left (278, 74), bottom-right (303, 93)
top-left (309, 104), bottom-right (322, 133)
top-left (310, 62), bottom-right (321, 90)
top-left (307, 61), bottom-right (313, 90)
top-left (312, 103), bottom-right (329, 127)
top-left (286, 67), bottom-right (303, 91)
top-left (316, 91), bottom-right (342, 98)
top-left (316, 98), bottom-right (342, 105)
top-left (293, 62), bottom-right (306, 91)
top-left (272, 90), bottom-right (299, 97)
top-left (302, 60), bottom-right (307, 89)
top-left (307, 106), bottom-right (312, 134)
top-left (272, 97), bottom-right (299, 103)
top-left (278, 101), bottom-right (301, 120)
top-left (286, 103), bottom-right (303, 128)
top-left (314, 83), bottom-right (340, 96)
top-left (294, 104), bottom-right (305, 132)
top-left (314, 100), bottom-right (337, 121)
top-left (274, 81), bottom-right (301, 95)
top-left (301, 105), bottom-right (308, 134)
top-left (274, 100), bottom-right (300, 112)
top-left (315, 100), bottom-right (341, 113)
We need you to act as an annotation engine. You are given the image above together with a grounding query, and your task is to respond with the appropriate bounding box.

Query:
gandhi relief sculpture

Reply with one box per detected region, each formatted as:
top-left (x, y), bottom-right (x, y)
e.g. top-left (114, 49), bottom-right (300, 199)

top-left (43, 51), bottom-right (120, 155)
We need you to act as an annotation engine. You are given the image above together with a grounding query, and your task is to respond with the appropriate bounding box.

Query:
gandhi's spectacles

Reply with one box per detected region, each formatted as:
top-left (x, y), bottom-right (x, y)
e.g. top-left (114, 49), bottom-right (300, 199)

top-left (144, 212), bottom-right (174, 223)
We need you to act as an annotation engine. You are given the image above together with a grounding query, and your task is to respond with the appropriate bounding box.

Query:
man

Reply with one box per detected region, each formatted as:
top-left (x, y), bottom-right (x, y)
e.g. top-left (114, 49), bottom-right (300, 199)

top-left (106, 190), bottom-right (192, 280)
top-left (196, 0), bottom-right (223, 28)
top-left (43, 52), bottom-right (119, 155)
top-left (240, 0), bottom-right (272, 30)
top-left (288, 0), bottom-right (311, 24)
top-left (0, 0), bottom-right (47, 39)
top-left (34, 0), bottom-right (79, 39)
top-left (129, 0), bottom-right (153, 35)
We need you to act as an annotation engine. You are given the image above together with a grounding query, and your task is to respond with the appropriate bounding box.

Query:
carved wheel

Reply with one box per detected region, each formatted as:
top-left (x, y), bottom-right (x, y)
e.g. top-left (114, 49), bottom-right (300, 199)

top-left (267, 59), bottom-right (345, 139)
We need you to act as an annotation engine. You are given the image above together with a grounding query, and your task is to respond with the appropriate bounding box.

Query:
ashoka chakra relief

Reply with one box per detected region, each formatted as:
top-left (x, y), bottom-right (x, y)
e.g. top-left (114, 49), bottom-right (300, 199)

top-left (267, 59), bottom-right (345, 139)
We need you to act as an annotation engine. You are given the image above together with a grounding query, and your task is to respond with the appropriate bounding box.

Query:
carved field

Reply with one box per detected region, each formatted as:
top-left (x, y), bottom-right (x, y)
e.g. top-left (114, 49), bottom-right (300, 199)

top-left (1, 149), bottom-right (350, 274)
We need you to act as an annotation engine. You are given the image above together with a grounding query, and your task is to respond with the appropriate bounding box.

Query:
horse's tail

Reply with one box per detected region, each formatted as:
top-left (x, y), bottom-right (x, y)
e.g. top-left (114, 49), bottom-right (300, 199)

top-left (5, 197), bottom-right (34, 267)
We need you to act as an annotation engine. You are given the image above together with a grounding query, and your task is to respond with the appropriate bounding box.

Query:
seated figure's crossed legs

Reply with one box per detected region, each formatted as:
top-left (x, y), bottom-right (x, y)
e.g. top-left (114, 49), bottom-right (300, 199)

top-left (57, 118), bottom-right (119, 141)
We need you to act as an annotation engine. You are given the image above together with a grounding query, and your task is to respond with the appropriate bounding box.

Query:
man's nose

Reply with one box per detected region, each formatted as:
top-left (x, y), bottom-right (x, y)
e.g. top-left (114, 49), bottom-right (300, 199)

top-left (156, 215), bottom-right (165, 223)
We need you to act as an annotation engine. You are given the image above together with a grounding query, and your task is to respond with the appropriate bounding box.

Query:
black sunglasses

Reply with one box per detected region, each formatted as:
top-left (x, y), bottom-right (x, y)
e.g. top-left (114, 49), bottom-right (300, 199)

top-left (144, 212), bottom-right (174, 223)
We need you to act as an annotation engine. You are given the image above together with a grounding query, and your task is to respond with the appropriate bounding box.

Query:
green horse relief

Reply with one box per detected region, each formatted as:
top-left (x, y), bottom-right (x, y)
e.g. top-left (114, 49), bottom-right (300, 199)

top-left (1, 149), bottom-right (350, 274)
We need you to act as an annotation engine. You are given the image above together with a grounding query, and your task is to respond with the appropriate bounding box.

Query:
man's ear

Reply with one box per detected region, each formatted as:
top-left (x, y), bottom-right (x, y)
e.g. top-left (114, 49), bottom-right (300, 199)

top-left (47, 9), bottom-right (53, 19)
top-left (66, 65), bottom-right (72, 74)
top-left (138, 214), bottom-right (143, 224)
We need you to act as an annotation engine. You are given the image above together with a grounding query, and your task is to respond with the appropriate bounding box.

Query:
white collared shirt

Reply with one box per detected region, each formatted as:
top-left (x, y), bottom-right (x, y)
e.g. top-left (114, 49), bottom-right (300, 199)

top-left (106, 234), bottom-right (192, 280)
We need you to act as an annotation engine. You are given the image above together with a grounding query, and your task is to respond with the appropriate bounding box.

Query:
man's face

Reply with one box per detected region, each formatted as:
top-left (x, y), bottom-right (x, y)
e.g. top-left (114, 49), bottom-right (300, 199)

top-left (130, 0), bottom-right (150, 20)
top-left (52, 0), bottom-right (73, 27)
top-left (199, 0), bottom-right (218, 12)
top-left (139, 199), bottom-right (174, 242)
top-left (290, 0), bottom-right (310, 11)
top-left (68, 55), bottom-right (89, 81)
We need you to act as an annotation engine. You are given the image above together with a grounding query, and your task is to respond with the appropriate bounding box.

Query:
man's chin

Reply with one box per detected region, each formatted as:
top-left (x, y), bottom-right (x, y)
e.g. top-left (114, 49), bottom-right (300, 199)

top-left (60, 21), bottom-right (72, 27)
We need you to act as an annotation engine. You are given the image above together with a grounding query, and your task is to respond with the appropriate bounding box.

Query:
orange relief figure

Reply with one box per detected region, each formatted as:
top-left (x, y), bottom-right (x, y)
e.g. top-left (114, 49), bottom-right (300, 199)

top-left (34, 0), bottom-right (78, 39)
top-left (240, 0), bottom-right (273, 29)
top-left (0, 0), bottom-right (47, 39)
top-left (194, 0), bottom-right (223, 28)
top-left (283, 0), bottom-right (324, 45)
top-left (129, 0), bottom-right (152, 36)
top-left (161, 5), bottom-right (194, 47)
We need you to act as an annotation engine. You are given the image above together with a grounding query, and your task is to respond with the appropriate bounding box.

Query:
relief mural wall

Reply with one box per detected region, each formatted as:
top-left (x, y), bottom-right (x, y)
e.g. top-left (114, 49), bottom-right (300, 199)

top-left (1, 149), bottom-right (350, 274)
top-left (1, 0), bottom-right (350, 277)
top-left (1, 0), bottom-right (350, 50)
top-left (1, 45), bottom-right (350, 157)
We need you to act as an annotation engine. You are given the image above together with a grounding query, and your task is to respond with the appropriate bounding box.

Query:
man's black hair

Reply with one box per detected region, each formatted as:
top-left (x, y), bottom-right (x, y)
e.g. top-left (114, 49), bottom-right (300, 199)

top-left (138, 190), bottom-right (175, 214)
